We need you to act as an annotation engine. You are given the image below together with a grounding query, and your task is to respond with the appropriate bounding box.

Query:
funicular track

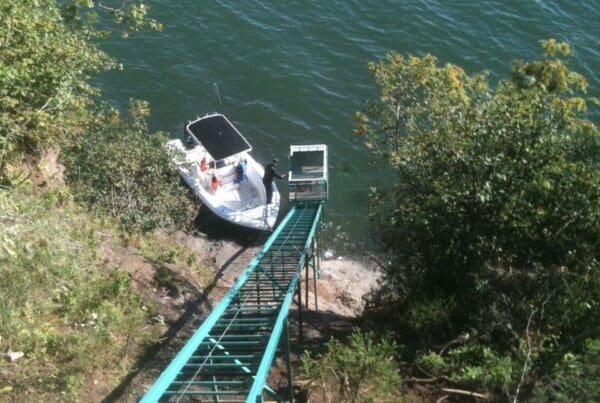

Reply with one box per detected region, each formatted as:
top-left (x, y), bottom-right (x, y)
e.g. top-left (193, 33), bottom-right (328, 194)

top-left (142, 202), bottom-right (324, 402)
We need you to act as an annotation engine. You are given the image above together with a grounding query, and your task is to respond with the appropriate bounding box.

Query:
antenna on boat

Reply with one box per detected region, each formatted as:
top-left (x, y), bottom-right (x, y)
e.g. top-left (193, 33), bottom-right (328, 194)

top-left (213, 82), bottom-right (224, 112)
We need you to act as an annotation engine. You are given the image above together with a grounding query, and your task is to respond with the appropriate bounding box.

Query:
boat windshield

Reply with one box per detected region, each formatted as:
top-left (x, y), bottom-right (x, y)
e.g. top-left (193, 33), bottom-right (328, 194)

top-left (186, 115), bottom-right (252, 160)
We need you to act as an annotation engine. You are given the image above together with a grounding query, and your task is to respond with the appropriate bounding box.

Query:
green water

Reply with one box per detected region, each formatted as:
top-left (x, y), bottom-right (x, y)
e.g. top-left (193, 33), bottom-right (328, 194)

top-left (96, 0), bottom-right (599, 252)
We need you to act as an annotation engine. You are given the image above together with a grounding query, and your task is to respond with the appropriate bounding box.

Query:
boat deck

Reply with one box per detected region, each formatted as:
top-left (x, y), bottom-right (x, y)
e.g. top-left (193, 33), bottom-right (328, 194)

top-left (218, 176), bottom-right (261, 211)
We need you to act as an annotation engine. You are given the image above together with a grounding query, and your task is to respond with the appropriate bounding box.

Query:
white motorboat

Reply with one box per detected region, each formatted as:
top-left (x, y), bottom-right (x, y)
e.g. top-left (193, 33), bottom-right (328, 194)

top-left (166, 113), bottom-right (280, 231)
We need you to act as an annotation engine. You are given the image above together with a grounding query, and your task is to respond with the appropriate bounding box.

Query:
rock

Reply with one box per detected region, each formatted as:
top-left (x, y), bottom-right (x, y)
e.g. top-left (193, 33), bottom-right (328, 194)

top-left (37, 146), bottom-right (65, 189)
top-left (316, 258), bottom-right (382, 317)
top-left (306, 328), bottom-right (322, 339)
top-left (6, 351), bottom-right (24, 362)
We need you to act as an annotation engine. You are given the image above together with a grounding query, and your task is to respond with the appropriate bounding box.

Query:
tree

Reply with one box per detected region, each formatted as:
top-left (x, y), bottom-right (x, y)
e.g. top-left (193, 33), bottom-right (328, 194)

top-left (0, 1), bottom-right (194, 231)
top-left (0, 0), bottom-right (161, 184)
top-left (355, 40), bottom-right (600, 398)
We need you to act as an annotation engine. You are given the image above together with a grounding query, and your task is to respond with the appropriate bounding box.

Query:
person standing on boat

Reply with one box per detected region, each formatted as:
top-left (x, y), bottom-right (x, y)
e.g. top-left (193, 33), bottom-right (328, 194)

top-left (263, 158), bottom-right (286, 204)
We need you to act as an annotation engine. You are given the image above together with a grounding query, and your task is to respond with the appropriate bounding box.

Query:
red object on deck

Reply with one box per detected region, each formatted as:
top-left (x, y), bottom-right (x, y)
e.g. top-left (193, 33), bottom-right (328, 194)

top-left (211, 175), bottom-right (222, 191)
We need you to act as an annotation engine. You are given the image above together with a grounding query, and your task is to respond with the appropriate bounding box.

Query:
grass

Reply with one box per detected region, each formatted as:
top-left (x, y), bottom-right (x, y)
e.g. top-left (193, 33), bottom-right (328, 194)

top-left (0, 186), bottom-right (161, 400)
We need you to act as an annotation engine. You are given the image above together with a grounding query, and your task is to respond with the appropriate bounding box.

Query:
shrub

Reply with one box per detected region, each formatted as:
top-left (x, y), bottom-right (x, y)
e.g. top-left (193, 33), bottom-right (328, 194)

top-left (62, 100), bottom-right (199, 232)
top-left (416, 345), bottom-right (515, 394)
top-left (0, 0), bottom-right (112, 183)
top-left (416, 350), bottom-right (446, 374)
top-left (532, 338), bottom-right (600, 402)
top-left (448, 346), bottom-right (514, 391)
top-left (301, 330), bottom-right (401, 402)
top-left (405, 296), bottom-right (456, 344)
top-left (0, 0), bottom-right (160, 184)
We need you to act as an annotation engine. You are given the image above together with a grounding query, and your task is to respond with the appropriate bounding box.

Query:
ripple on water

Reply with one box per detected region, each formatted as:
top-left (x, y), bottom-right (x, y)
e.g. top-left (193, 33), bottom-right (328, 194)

top-left (96, 0), bottom-right (600, 249)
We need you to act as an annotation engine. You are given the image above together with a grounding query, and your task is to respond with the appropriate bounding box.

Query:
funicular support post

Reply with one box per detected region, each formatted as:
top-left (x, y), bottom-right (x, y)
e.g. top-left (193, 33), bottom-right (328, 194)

top-left (283, 321), bottom-right (295, 403)
top-left (270, 253), bottom-right (276, 297)
top-left (210, 357), bottom-right (219, 403)
top-left (305, 253), bottom-right (310, 309)
top-left (317, 218), bottom-right (322, 279)
top-left (312, 237), bottom-right (318, 310)
top-left (297, 278), bottom-right (303, 343)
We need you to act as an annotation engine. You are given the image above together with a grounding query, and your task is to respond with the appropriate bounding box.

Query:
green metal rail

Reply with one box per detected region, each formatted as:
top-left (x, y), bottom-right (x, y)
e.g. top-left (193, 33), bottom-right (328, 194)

top-left (141, 202), bottom-right (324, 402)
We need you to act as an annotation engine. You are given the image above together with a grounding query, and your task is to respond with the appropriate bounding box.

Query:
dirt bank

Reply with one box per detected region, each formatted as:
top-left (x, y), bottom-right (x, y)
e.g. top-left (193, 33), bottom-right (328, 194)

top-left (104, 231), bottom-right (382, 402)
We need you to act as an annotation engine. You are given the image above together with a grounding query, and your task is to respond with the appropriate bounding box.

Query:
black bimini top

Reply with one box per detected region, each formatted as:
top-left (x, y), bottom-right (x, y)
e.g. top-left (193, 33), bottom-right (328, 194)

top-left (186, 114), bottom-right (252, 160)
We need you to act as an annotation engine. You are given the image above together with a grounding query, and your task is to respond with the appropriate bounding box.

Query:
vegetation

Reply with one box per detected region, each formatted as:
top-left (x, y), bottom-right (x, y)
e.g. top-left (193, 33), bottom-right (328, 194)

top-left (0, 0), bottom-right (110, 183)
top-left (0, 0), bottom-right (160, 185)
top-left (62, 100), bottom-right (199, 232)
top-left (301, 331), bottom-right (401, 402)
top-left (531, 338), bottom-right (600, 402)
top-left (0, 1), bottom-right (204, 400)
top-left (1, 0), bottom-right (194, 230)
top-left (2, 0), bottom-right (598, 401)
top-left (354, 39), bottom-right (599, 400)
top-left (122, 230), bottom-right (215, 290)
top-left (0, 187), bottom-right (161, 398)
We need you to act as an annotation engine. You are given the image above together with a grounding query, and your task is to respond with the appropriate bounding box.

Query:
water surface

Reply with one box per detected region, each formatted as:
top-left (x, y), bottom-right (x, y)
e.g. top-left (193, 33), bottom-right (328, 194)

top-left (96, 0), bottom-right (600, 252)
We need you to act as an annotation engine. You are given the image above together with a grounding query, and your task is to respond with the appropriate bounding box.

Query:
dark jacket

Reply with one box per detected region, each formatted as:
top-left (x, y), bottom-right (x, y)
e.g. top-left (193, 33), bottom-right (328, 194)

top-left (263, 163), bottom-right (285, 184)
